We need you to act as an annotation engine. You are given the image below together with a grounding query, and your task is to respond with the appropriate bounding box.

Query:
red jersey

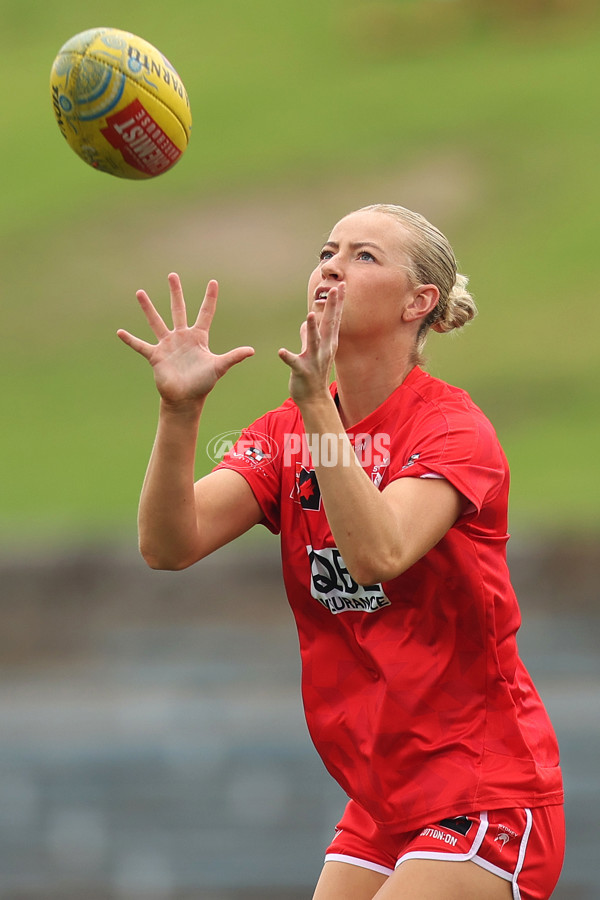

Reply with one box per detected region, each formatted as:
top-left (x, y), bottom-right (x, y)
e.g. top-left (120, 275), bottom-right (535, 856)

top-left (215, 366), bottom-right (563, 830)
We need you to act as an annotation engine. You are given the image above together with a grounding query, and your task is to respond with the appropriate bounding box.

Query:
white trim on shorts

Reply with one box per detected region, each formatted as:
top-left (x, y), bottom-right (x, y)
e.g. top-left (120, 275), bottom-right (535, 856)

top-left (396, 810), bottom-right (489, 867)
top-left (325, 813), bottom-right (490, 879)
top-left (470, 807), bottom-right (533, 900)
top-left (326, 807), bottom-right (534, 899)
top-left (324, 853), bottom-right (394, 878)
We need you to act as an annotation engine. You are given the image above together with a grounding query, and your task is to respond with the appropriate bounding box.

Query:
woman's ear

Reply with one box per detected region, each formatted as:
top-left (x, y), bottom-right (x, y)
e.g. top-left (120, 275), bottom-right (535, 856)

top-left (402, 284), bottom-right (440, 324)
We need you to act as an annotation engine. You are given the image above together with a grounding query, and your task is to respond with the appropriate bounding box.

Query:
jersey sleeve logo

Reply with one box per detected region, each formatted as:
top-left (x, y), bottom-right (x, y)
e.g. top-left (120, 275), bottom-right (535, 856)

top-left (402, 452), bottom-right (420, 470)
top-left (307, 545), bottom-right (391, 614)
top-left (207, 430), bottom-right (279, 470)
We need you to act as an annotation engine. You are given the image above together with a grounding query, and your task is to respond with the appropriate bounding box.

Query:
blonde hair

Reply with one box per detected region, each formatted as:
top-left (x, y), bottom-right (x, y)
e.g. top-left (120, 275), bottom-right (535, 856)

top-left (357, 204), bottom-right (477, 363)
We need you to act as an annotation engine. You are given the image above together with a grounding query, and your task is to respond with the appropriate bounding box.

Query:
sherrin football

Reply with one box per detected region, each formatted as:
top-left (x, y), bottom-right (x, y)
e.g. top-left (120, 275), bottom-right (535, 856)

top-left (50, 27), bottom-right (192, 179)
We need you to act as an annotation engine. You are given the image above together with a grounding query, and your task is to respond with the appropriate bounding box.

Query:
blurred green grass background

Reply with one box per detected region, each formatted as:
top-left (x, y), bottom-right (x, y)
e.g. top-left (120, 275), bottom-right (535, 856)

top-left (1, 0), bottom-right (598, 543)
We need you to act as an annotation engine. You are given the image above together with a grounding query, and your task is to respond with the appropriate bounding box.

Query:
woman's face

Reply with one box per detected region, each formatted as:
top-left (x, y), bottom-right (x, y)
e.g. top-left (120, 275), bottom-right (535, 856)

top-left (307, 210), bottom-right (422, 340)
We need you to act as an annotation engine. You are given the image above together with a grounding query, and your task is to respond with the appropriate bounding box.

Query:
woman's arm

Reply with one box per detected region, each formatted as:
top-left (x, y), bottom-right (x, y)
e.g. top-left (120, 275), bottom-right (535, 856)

top-left (279, 285), bottom-right (465, 585)
top-left (297, 394), bottom-right (464, 584)
top-left (137, 404), bottom-right (263, 570)
top-left (118, 274), bottom-right (262, 570)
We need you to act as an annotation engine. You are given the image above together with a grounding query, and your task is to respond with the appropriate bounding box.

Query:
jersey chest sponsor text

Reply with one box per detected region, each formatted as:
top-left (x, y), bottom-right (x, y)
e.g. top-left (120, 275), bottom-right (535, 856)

top-left (307, 545), bottom-right (391, 615)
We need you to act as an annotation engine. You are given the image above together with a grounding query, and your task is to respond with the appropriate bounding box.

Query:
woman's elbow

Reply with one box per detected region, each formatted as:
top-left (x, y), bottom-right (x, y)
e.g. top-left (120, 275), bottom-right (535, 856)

top-left (139, 544), bottom-right (199, 571)
top-left (350, 553), bottom-right (406, 587)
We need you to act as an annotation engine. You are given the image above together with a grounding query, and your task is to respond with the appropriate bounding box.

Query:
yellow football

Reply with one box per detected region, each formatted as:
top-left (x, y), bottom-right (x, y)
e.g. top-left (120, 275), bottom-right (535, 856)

top-left (50, 27), bottom-right (192, 179)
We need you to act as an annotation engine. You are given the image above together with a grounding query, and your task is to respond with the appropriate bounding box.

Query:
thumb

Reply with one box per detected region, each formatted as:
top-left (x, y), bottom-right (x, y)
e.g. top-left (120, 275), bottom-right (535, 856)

top-left (278, 346), bottom-right (299, 369)
top-left (216, 345), bottom-right (255, 375)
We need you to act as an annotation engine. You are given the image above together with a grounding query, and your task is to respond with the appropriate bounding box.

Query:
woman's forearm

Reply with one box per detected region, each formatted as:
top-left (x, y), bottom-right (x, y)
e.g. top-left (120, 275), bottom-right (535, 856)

top-left (118, 274), bottom-right (256, 569)
top-left (138, 398), bottom-right (206, 569)
top-left (298, 394), bottom-right (402, 585)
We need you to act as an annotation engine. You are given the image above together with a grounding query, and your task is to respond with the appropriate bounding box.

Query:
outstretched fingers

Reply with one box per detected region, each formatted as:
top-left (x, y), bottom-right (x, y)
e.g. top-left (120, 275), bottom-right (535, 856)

top-left (135, 287), bottom-right (171, 340)
top-left (216, 344), bottom-right (256, 377)
top-left (278, 317), bottom-right (310, 369)
top-left (279, 288), bottom-right (341, 372)
top-left (277, 345), bottom-right (296, 368)
top-left (305, 311), bottom-right (322, 350)
top-left (121, 275), bottom-right (217, 351)
top-left (116, 284), bottom-right (169, 357)
top-left (193, 279), bottom-right (220, 333)
top-left (168, 272), bottom-right (189, 330)
top-left (116, 329), bottom-right (156, 358)
top-left (319, 283), bottom-right (344, 347)
top-left (118, 273), bottom-right (257, 402)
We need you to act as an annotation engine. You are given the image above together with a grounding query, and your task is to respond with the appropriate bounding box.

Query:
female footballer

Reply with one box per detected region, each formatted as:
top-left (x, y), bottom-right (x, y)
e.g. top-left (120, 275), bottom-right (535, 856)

top-left (118, 204), bottom-right (565, 899)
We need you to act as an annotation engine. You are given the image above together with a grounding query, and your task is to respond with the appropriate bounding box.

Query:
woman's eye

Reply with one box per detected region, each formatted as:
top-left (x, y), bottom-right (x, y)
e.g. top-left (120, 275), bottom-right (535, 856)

top-left (318, 248), bottom-right (375, 262)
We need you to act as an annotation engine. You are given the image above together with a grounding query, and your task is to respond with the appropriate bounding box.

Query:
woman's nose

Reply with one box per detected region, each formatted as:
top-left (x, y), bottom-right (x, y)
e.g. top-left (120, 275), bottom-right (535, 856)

top-left (321, 256), bottom-right (342, 279)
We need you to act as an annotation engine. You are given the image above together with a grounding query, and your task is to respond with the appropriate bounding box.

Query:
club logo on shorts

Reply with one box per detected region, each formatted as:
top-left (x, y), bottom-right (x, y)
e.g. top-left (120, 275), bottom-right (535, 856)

top-left (494, 824), bottom-right (517, 851)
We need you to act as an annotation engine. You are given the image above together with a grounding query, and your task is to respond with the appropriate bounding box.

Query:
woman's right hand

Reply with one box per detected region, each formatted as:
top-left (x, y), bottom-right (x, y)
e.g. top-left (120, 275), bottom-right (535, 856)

top-left (117, 273), bottom-right (255, 407)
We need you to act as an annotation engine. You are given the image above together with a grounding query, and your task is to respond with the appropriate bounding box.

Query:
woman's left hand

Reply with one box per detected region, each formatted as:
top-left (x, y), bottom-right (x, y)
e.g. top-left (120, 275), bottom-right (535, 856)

top-left (278, 284), bottom-right (344, 406)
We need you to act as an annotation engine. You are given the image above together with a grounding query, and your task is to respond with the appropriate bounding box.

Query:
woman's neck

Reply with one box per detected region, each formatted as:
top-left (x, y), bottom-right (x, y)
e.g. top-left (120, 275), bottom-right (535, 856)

top-left (333, 341), bottom-right (416, 429)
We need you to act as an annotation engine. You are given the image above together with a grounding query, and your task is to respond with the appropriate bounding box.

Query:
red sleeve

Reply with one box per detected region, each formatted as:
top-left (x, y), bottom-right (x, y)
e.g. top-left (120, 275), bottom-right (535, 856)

top-left (212, 408), bottom-right (289, 535)
top-left (389, 403), bottom-right (508, 517)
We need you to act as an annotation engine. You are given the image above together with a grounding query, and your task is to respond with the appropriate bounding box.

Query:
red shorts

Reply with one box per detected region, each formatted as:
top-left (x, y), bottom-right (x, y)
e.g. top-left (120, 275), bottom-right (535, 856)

top-left (325, 801), bottom-right (565, 900)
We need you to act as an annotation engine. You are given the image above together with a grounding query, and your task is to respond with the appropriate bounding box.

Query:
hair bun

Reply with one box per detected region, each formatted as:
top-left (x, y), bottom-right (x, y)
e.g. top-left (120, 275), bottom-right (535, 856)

top-left (432, 273), bottom-right (477, 333)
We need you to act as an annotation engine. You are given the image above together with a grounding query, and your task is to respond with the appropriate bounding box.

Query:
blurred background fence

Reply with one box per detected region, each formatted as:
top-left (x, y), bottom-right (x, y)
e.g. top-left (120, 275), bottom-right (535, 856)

top-left (0, 538), bottom-right (598, 898)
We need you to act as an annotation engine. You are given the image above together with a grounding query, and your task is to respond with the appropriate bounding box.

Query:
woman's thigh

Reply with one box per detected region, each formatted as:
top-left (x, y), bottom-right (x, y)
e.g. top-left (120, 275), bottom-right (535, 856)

top-left (312, 860), bottom-right (387, 900)
top-left (376, 858), bottom-right (513, 900)
top-left (312, 858), bottom-right (513, 900)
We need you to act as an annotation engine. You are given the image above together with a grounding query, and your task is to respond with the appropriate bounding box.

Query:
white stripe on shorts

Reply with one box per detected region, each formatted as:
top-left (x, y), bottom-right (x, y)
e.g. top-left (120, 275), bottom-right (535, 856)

top-left (324, 852), bottom-right (394, 878)
top-left (470, 807), bottom-right (533, 900)
top-left (513, 807), bottom-right (533, 900)
top-left (396, 810), bottom-right (489, 867)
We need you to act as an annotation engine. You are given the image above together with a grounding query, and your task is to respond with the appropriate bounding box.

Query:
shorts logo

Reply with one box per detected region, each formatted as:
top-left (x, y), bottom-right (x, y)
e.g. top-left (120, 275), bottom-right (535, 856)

top-left (419, 827), bottom-right (458, 847)
top-left (307, 545), bottom-right (391, 615)
top-left (437, 816), bottom-right (473, 837)
top-left (494, 824), bottom-right (517, 851)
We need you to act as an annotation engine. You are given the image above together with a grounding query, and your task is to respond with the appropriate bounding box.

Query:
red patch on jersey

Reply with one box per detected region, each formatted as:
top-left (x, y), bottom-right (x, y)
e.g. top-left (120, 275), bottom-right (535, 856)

top-left (294, 465), bottom-right (321, 510)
